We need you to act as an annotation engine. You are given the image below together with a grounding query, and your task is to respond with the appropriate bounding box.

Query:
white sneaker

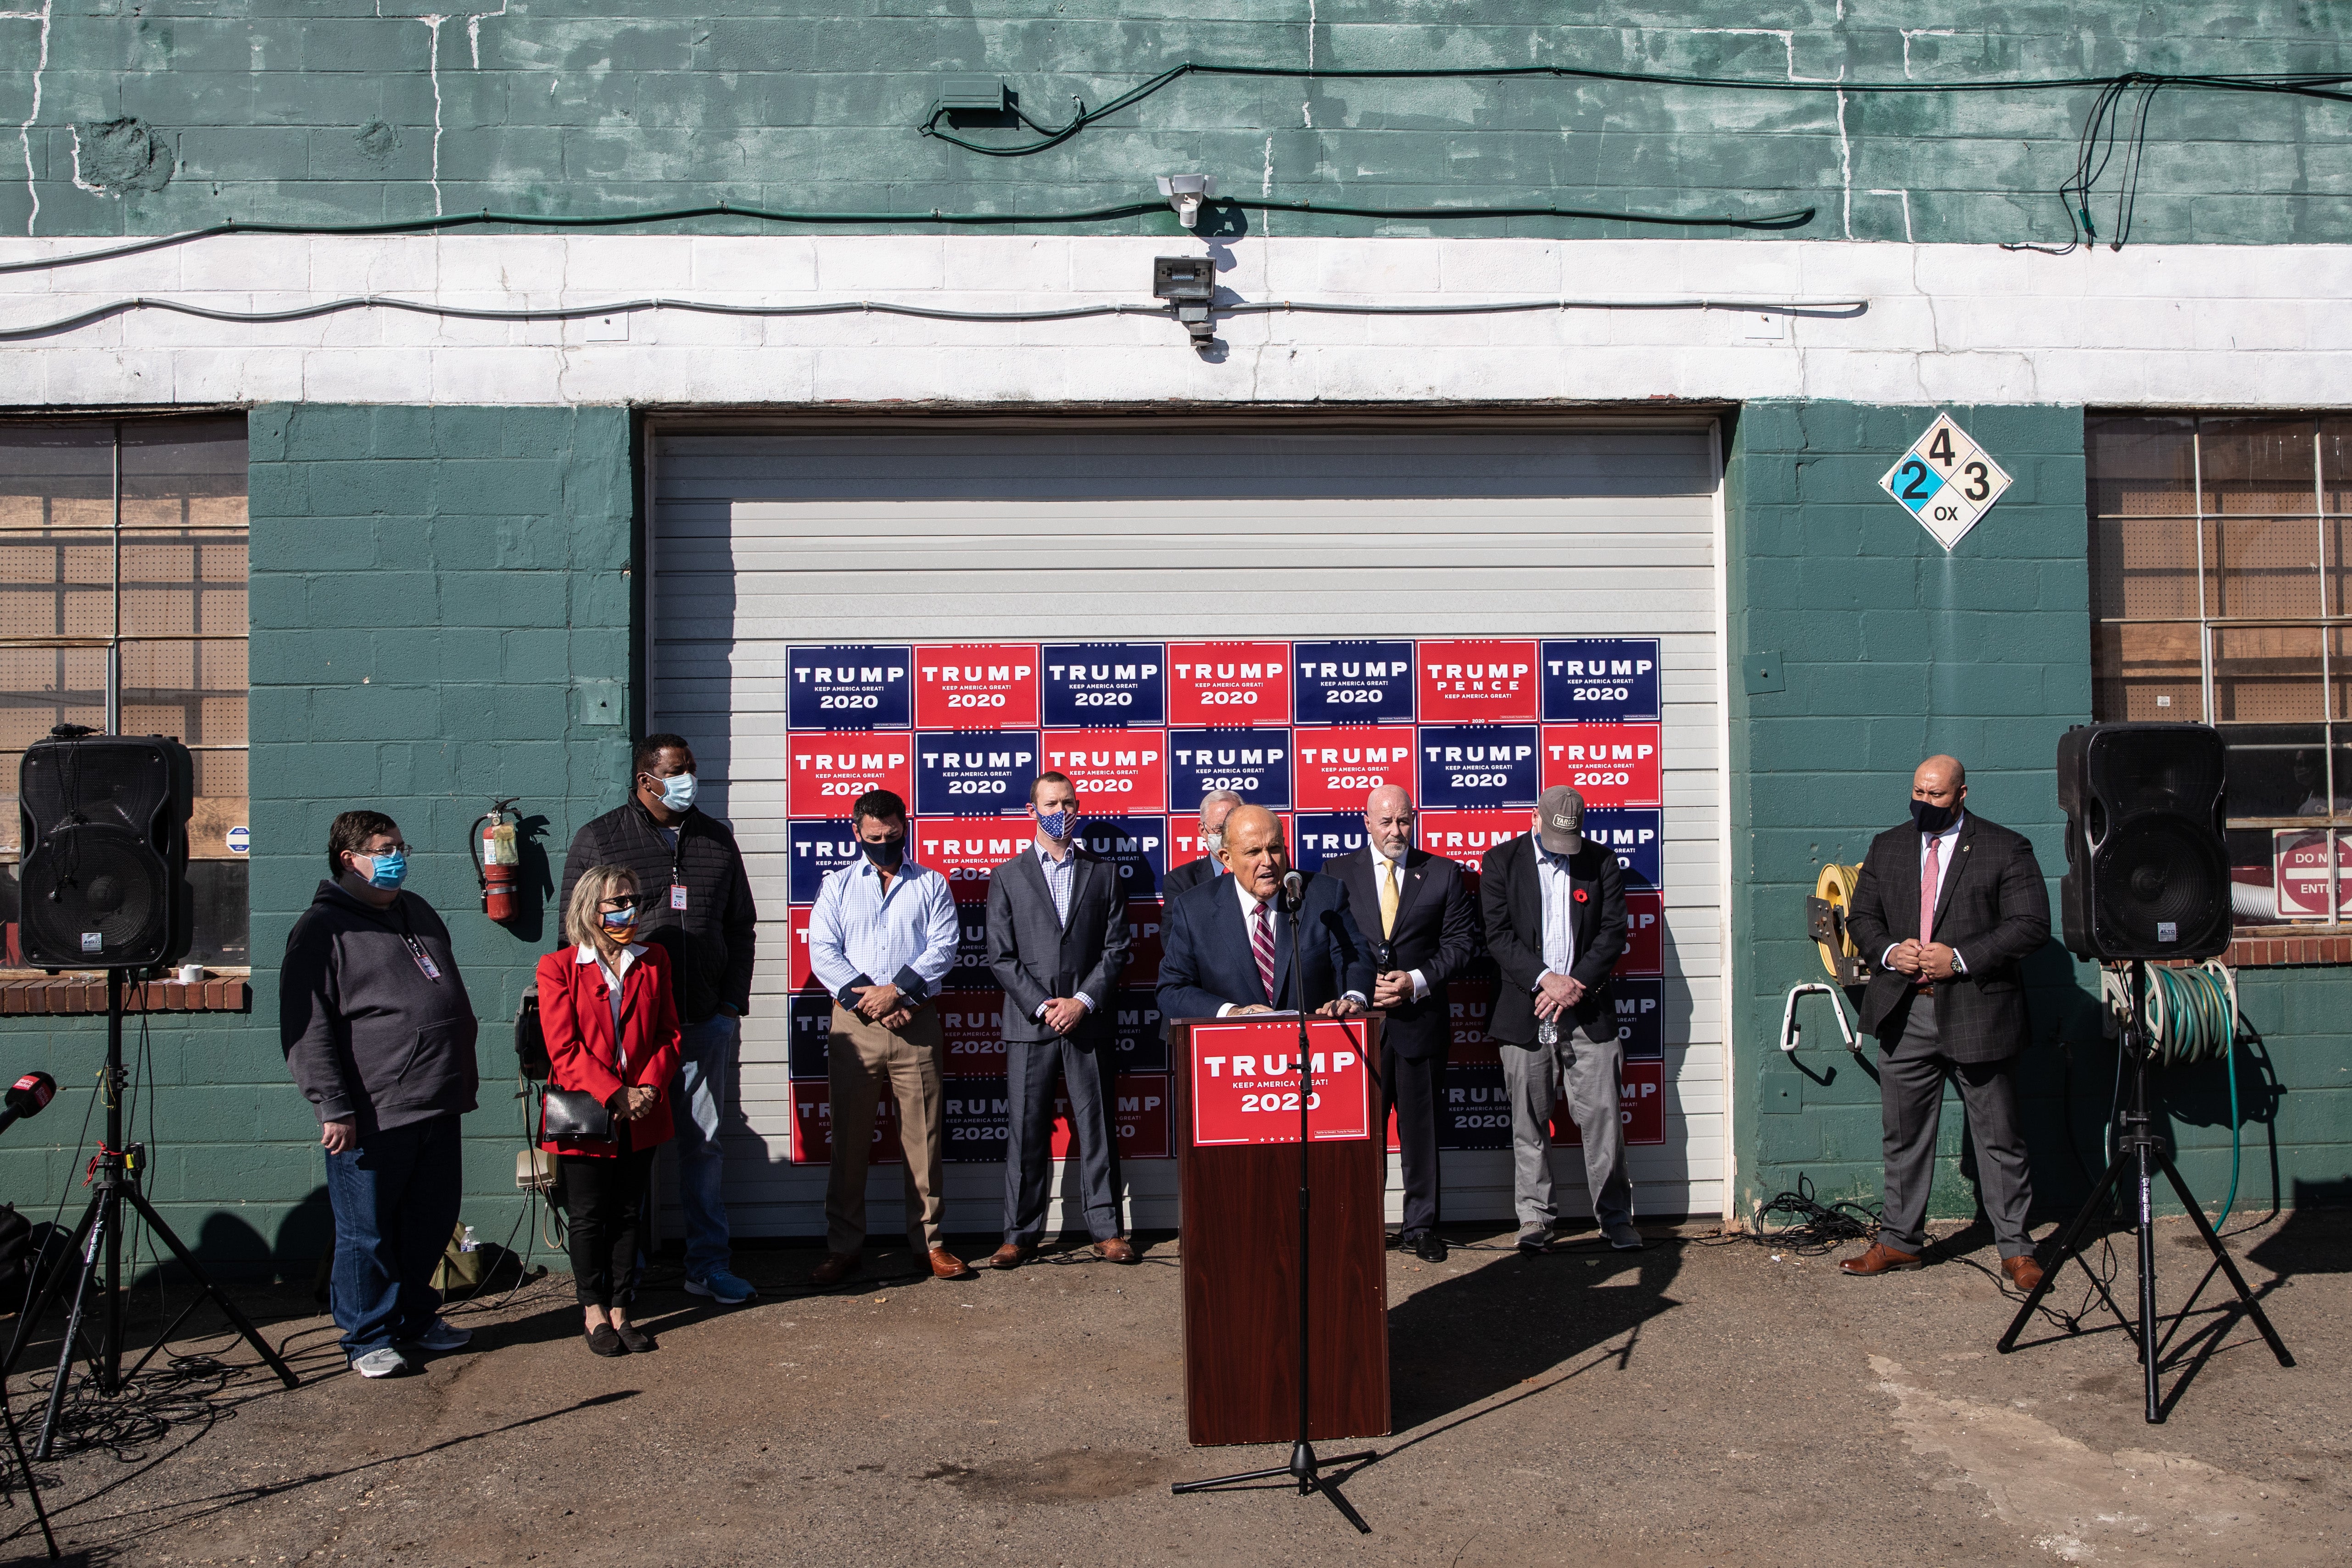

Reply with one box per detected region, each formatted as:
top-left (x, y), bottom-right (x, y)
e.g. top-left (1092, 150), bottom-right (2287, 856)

top-left (350, 1347), bottom-right (414, 1378)
top-left (407, 1317), bottom-right (473, 1351)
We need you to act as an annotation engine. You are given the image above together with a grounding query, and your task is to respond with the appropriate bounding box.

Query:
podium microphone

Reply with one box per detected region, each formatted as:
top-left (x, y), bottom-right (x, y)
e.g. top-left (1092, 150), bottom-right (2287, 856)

top-left (0, 1071), bottom-right (56, 1137)
top-left (1280, 869), bottom-right (1306, 911)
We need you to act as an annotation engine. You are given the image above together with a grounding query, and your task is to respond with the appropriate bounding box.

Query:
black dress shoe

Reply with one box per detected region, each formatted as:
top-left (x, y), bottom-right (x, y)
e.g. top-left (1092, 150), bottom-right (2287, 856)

top-left (1413, 1231), bottom-right (1449, 1263)
top-left (613, 1321), bottom-right (655, 1353)
top-left (586, 1323), bottom-right (627, 1357)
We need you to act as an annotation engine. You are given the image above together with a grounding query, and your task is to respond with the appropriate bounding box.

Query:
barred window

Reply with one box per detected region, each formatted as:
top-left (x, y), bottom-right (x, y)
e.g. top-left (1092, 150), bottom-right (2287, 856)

top-left (0, 417), bottom-right (248, 966)
top-left (2086, 413), bottom-right (2352, 930)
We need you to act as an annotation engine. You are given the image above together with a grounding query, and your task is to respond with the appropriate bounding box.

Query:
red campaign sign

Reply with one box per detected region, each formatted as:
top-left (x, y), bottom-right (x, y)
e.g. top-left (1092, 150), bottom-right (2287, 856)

top-left (1446, 979), bottom-right (1500, 1063)
top-left (1122, 900), bottom-right (1164, 986)
top-left (1619, 890), bottom-right (1664, 977)
top-left (939, 990), bottom-right (1008, 1076)
top-left (1293, 725), bottom-right (1418, 810)
top-left (791, 1079), bottom-right (905, 1166)
top-left (1050, 1072), bottom-right (1174, 1161)
top-left (915, 643), bottom-right (1041, 729)
top-left (1168, 814), bottom-right (1291, 870)
top-left (1417, 639), bottom-right (1538, 723)
top-left (1188, 1018), bottom-right (1374, 1146)
top-left (1415, 808), bottom-right (1526, 868)
top-left (788, 733), bottom-right (914, 817)
top-left (1039, 730), bottom-right (1168, 813)
top-left (1552, 1059), bottom-right (1666, 1148)
top-left (1541, 723), bottom-right (1662, 807)
top-left (1168, 642), bottom-right (1293, 726)
top-left (913, 820), bottom-right (1030, 903)
top-left (788, 907), bottom-right (816, 989)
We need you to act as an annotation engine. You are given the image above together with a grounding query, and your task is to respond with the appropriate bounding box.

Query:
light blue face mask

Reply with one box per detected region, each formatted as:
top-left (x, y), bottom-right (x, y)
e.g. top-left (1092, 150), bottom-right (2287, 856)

top-left (361, 849), bottom-right (407, 891)
top-left (1038, 806), bottom-right (1080, 841)
top-left (649, 771), bottom-right (698, 812)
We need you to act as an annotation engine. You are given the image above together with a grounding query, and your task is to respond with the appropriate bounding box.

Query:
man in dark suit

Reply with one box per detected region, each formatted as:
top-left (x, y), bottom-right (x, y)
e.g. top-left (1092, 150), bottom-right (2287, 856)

top-left (1839, 754), bottom-right (2050, 1289)
top-left (1158, 804), bottom-right (1373, 1022)
top-left (984, 772), bottom-right (1133, 1269)
top-left (1480, 786), bottom-right (1636, 1254)
top-left (1324, 785), bottom-right (1479, 1262)
top-left (1163, 788), bottom-right (1243, 902)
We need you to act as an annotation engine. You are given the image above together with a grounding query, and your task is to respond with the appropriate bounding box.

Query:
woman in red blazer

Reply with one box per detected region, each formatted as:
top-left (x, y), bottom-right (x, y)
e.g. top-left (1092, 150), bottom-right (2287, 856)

top-left (537, 864), bottom-right (682, 1356)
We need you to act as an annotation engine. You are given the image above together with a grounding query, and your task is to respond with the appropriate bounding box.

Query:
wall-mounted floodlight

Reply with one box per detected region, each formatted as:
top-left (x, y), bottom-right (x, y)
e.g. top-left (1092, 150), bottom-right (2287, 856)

top-left (1152, 256), bottom-right (1217, 345)
top-left (934, 75), bottom-right (1008, 113)
top-left (1156, 174), bottom-right (1216, 230)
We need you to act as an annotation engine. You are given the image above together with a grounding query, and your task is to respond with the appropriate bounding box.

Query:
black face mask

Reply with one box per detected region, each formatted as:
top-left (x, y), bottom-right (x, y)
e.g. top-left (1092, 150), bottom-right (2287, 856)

top-left (1910, 798), bottom-right (1959, 835)
top-left (860, 837), bottom-right (905, 870)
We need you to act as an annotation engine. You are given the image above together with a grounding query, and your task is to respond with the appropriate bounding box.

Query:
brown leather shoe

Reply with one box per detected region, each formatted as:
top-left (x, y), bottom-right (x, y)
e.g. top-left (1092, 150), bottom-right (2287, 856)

top-left (929, 1247), bottom-right (976, 1280)
top-left (2002, 1254), bottom-right (2045, 1293)
top-left (1092, 1237), bottom-right (1137, 1264)
top-left (809, 1251), bottom-right (862, 1288)
top-left (1838, 1241), bottom-right (1925, 1276)
top-left (986, 1242), bottom-right (1033, 1271)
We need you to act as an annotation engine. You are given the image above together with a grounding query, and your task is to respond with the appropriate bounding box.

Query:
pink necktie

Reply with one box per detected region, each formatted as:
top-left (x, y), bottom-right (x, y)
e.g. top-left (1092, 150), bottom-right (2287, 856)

top-left (1252, 903), bottom-right (1278, 1004)
top-left (1920, 835), bottom-right (1942, 952)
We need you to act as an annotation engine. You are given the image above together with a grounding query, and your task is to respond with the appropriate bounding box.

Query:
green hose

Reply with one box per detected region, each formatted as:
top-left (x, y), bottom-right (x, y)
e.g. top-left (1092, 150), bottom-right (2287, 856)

top-left (2102, 962), bottom-right (2241, 1225)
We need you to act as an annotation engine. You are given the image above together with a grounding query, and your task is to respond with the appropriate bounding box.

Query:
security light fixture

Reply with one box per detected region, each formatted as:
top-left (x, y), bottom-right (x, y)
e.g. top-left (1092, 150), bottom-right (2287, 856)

top-left (934, 75), bottom-right (1008, 113)
top-left (1153, 256), bottom-right (1217, 344)
top-left (1156, 174), bottom-right (1216, 229)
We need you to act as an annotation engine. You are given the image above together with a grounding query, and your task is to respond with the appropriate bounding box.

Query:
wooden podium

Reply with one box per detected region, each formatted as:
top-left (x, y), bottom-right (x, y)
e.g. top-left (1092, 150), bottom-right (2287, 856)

top-left (1172, 1015), bottom-right (1391, 1447)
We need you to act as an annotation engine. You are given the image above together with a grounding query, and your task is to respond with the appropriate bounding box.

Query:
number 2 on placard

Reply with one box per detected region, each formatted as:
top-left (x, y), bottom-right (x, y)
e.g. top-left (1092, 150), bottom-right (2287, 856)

top-left (1897, 459), bottom-right (1934, 500)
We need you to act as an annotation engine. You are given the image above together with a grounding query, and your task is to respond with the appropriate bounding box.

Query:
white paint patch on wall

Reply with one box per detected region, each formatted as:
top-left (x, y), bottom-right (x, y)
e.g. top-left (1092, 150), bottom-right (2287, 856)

top-left (3, 236), bottom-right (2350, 408)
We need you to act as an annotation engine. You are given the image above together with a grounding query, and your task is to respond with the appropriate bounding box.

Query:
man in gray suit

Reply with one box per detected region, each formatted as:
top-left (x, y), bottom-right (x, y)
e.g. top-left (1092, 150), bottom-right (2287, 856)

top-left (1839, 754), bottom-right (2050, 1290)
top-left (984, 771), bottom-right (1134, 1268)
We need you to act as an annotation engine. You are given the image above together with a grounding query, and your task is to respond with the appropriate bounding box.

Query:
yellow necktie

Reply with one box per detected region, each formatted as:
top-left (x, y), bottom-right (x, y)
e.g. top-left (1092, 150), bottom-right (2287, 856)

top-left (1378, 856), bottom-right (1399, 938)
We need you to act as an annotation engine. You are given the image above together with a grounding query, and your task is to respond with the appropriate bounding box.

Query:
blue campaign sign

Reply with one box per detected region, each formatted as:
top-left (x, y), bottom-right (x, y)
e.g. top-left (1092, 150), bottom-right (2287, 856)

top-left (1074, 815), bottom-right (1168, 899)
top-left (948, 903), bottom-right (994, 984)
top-left (788, 992), bottom-right (835, 1077)
top-left (1168, 729), bottom-right (1292, 811)
top-left (1041, 643), bottom-right (1167, 727)
top-left (942, 1077), bottom-right (1013, 1162)
top-left (1541, 639), bottom-right (1661, 723)
top-left (1293, 812), bottom-right (1366, 873)
top-left (1609, 978), bottom-right (1664, 1059)
top-left (1440, 1062), bottom-right (1514, 1151)
top-left (1292, 640), bottom-right (1415, 725)
top-left (788, 820), bottom-right (864, 904)
top-left (1585, 808), bottom-right (1664, 890)
top-left (914, 731), bottom-right (1039, 815)
top-left (789, 645), bottom-right (912, 730)
top-left (1110, 989), bottom-right (1170, 1073)
top-left (1417, 724), bottom-right (1541, 809)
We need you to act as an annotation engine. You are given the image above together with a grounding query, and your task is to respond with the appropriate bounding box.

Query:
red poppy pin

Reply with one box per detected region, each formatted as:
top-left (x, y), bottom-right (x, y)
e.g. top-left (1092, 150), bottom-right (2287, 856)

top-left (1573, 888), bottom-right (1589, 904)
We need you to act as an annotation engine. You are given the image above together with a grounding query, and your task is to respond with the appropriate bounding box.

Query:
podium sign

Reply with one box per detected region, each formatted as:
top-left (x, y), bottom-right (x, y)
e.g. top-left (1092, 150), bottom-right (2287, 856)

top-left (1174, 1016), bottom-right (1390, 1448)
top-left (1187, 1017), bottom-right (1373, 1146)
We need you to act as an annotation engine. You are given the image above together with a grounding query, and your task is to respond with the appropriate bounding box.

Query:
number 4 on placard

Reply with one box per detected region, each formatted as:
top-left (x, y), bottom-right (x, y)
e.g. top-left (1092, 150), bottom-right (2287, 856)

top-left (1879, 413), bottom-right (2014, 551)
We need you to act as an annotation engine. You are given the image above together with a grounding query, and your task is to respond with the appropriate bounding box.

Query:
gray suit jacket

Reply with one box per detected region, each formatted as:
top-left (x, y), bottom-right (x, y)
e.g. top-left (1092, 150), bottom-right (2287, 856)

top-left (985, 844), bottom-right (1131, 1044)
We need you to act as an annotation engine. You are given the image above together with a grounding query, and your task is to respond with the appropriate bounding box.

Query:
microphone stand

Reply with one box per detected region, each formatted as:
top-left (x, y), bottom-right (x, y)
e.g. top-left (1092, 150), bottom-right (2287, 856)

top-left (1173, 877), bottom-right (1376, 1533)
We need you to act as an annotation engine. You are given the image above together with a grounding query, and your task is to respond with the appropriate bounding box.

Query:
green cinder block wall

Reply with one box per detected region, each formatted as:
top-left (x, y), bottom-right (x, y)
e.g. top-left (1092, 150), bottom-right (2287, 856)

top-left (0, 404), bottom-right (636, 1276)
top-left (1726, 401), bottom-right (2352, 1230)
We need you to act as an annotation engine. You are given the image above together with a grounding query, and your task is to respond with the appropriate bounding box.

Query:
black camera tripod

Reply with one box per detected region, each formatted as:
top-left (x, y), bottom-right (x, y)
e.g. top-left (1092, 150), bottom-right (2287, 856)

top-left (4, 970), bottom-right (297, 1459)
top-left (1997, 959), bottom-right (2293, 1422)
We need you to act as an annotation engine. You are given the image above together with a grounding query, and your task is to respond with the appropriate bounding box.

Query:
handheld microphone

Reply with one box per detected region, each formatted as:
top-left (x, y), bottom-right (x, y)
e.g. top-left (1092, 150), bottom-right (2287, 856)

top-left (0, 1070), bottom-right (57, 1137)
top-left (1280, 869), bottom-right (1305, 910)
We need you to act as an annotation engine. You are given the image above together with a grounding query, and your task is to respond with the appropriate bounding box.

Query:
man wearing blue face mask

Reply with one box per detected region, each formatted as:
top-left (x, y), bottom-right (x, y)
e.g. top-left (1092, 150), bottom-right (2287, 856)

top-left (1840, 754), bottom-right (2051, 1291)
top-left (984, 772), bottom-right (1133, 1268)
top-left (559, 733), bottom-right (760, 1306)
top-left (281, 809), bottom-right (480, 1379)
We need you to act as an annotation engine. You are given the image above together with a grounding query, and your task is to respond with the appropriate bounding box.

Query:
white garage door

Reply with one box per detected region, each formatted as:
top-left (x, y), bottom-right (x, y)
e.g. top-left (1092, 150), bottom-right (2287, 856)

top-left (649, 418), bottom-right (1728, 1239)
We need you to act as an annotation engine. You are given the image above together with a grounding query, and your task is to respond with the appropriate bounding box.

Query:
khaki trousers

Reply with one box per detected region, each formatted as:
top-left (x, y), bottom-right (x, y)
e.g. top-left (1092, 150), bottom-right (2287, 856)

top-left (825, 1004), bottom-right (947, 1255)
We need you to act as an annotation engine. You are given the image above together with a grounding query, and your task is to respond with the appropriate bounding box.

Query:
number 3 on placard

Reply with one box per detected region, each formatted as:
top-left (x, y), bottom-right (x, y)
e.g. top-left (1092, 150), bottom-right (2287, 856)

top-left (1961, 460), bottom-right (1990, 502)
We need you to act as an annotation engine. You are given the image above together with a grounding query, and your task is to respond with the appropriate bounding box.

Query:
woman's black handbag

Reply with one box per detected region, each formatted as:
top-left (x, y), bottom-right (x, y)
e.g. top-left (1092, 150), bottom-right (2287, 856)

top-left (515, 990), bottom-right (551, 1080)
top-left (539, 1087), bottom-right (612, 1141)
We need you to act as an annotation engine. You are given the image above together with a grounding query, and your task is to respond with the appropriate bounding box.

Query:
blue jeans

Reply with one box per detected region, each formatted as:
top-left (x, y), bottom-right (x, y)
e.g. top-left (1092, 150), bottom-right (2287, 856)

top-left (673, 1011), bottom-right (740, 1281)
top-left (323, 1114), bottom-right (463, 1357)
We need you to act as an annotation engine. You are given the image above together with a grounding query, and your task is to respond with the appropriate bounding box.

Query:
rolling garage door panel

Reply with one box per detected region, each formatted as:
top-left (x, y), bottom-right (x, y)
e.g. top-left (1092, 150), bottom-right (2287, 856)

top-left (651, 422), bottom-right (1726, 1235)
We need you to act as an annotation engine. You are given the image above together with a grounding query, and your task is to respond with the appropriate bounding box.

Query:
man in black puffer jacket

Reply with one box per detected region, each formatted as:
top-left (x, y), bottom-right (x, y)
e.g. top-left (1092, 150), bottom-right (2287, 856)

top-left (559, 732), bottom-right (759, 1304)
top-left (281, 809), bottom-right (480, 1379)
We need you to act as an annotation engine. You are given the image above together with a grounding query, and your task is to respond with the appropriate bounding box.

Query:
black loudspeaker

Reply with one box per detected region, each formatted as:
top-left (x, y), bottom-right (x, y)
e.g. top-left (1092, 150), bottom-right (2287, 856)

top-left (17, 731), bottom-right (194, 971)
top-left (2056, 722), bottom-right (2230, 961)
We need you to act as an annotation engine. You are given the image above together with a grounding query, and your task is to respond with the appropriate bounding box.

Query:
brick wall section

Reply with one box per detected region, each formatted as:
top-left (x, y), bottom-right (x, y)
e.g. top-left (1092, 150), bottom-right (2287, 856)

top-left (4, 4), bottom-right (2351, 245)
top-left (0, 405), bottom-right (634, 1277)
top-left (1726, 401), bottom-right (2350, 1228)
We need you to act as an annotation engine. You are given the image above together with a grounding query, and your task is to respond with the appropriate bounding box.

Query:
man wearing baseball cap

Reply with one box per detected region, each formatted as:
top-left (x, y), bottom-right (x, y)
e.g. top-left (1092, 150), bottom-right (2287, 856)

top-left (1478, 785), bottom-right (1637, 1253)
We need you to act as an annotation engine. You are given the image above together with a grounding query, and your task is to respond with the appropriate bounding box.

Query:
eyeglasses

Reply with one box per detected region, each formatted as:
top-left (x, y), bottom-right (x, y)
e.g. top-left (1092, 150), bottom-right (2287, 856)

top-left (598, 894), bottom-right (639, 910)
top-left (360, 843), bottom-right (411, 856)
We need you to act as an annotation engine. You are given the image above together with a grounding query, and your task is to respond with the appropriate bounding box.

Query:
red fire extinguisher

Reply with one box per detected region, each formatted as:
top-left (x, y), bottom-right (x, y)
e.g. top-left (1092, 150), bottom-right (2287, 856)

top-left (470, 797), bottom-right (522, 924)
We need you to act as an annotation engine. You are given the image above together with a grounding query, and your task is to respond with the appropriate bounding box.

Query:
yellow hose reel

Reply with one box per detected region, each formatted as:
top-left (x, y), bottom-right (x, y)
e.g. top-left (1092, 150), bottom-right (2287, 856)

top-left (1808, 862), bottom-right (1872, 987)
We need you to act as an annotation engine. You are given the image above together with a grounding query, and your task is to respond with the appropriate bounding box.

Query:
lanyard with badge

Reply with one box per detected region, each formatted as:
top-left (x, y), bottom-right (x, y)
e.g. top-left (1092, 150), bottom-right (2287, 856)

top-left (391, 902), bottom-right (442, 982)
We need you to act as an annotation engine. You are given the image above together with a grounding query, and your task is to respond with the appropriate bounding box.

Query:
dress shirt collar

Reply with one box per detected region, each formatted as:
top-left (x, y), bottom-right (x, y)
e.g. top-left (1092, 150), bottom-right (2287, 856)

top-left (1035, 840), bottom-right (1074, 868)
top-left (1922, 812), bottom-right (1966, 844)
top-left (1235, 874), bottom-right (1277, 921)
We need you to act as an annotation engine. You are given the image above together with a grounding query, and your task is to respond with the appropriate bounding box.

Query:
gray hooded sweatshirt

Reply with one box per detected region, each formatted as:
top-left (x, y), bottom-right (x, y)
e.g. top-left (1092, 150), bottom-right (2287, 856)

top-left (280, 880), bottom-right (480, 1135)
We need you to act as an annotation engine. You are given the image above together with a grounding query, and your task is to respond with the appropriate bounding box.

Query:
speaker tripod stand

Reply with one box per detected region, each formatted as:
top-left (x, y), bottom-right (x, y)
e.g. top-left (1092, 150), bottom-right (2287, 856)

top-left (1996, 959), bottom-right (2293, 1422)
top-left (4, 970), bottom-right (297, 1460)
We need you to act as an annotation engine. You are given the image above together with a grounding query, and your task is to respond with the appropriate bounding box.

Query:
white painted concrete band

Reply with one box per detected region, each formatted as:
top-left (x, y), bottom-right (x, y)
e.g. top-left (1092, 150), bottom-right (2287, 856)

top-left (3, 235), bottom-right (2347, 408)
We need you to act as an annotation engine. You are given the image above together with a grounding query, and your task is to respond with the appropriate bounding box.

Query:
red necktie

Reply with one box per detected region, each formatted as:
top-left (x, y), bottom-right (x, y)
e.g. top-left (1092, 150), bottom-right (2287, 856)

top-left (1920, 835), bottom-right (1942, 962)
top-left (1251, 902), bottom-right (1278, 1005)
